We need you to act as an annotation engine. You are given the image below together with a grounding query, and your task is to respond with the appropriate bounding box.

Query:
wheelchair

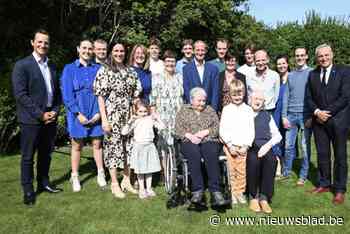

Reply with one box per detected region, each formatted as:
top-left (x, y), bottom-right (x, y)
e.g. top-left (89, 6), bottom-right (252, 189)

top-left (165, 140), bottom-right (231, 209)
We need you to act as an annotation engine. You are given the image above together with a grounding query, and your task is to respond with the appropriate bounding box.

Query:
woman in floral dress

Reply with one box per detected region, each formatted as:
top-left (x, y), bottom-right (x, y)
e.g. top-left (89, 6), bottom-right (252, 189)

top-left (149, 50), bottom-right (184, 176)
top-left (93, 43), bottom-right (141, 198)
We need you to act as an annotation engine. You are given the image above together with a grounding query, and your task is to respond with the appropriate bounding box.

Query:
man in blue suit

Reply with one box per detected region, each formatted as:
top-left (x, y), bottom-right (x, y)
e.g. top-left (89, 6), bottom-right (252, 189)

top-left (12, 29), bottom-right (62, 206)
top-left (183, 40), bottom-right (220, 112)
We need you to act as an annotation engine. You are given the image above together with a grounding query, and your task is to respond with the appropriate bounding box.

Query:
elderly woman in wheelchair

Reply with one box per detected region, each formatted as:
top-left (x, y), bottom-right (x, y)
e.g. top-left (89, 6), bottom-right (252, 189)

top-left (175, 87), bottom-right (226, 207)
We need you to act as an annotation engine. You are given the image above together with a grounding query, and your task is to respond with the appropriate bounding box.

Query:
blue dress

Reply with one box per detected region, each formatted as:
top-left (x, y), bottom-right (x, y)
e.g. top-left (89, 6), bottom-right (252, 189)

top-left (272, 82), bottom-right (287, 157)
top-left (132, 66), bottom-right (152, 103)
top-left (61, 59), bottom-right (103, 138)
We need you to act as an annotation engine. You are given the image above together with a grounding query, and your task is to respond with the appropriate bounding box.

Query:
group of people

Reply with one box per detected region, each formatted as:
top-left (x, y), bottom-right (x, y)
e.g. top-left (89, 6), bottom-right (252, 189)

top-left (12, 29), bottom-right (349, 215)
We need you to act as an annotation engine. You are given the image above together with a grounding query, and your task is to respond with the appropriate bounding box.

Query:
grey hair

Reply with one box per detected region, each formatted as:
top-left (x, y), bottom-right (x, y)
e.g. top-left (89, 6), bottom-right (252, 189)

top-left (315, 44), bottom-right (332, 56)
top-left (249, 88), bottom-right (265, 106)
top-left (190, 87), bottom-right (207, 102)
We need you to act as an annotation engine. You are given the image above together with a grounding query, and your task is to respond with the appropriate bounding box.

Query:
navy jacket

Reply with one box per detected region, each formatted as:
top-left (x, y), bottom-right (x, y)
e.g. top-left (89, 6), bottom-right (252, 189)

top-left (183, 60), bottom-right (220, 112)
top-left (305, 64), bottom-right (350, 128)
top-left (12, 55), bottom-right (61, 124)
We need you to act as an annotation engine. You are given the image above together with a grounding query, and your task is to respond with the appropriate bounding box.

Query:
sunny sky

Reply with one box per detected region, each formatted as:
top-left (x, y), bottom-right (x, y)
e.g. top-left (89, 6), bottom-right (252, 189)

top-left (248, 0), bottom-right (350, 26)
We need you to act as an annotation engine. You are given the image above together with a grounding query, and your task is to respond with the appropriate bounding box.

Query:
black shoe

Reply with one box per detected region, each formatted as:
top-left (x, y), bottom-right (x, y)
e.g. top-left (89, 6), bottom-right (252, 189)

top-left (23, 192), bottom-right (36, 206)
top-left (191, 191), bottom-right (204, 204)
top-left (211, 191), bottom-right (226, 207)
top-left (37, 184), bottom-right (63, 193)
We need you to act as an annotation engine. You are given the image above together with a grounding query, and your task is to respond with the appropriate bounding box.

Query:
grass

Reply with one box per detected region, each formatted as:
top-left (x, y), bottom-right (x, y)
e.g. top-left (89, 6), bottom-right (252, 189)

top-left (0, 145), bottom-right (349, 234)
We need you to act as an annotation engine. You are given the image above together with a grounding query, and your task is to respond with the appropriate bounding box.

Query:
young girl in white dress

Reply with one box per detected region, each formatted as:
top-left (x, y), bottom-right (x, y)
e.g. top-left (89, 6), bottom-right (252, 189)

top-left (122, 101), bottom-right (164, 199)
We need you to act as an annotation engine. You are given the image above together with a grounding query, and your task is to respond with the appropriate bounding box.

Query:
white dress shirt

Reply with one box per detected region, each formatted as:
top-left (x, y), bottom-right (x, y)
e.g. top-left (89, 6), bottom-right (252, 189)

top-left (194, 58), bottom-right (205, 83)
top-left (220, 103), bottom-right (255, 148)
top-left (320, 64), bottom-right (333, 85)
top-left (32, 52), bottom-right (53, 107)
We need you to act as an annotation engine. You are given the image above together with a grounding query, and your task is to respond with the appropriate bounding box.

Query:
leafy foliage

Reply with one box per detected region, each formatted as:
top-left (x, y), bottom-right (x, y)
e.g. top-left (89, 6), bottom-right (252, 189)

top-left (1, 2), bottom-right (350, 153)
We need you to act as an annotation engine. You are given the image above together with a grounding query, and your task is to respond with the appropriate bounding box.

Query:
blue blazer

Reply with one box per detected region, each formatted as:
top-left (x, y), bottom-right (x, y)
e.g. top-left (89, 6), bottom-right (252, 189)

top-left (12, 55), bottom-right (61, 124)
top-left (183, 60), bottom-right (220, 111)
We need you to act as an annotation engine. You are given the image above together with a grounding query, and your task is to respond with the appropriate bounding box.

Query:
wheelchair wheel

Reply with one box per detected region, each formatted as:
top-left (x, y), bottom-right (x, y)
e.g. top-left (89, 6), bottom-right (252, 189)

top-left (164, 146), bottom-right (176, 194)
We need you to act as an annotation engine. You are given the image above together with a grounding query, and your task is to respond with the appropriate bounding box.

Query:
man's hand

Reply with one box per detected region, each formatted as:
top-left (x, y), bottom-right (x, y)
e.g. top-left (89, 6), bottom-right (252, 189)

top-left (304, 118), bottom-right (312, 128)
top-left (316, 110), bottom-right (331, 123)
top-left (282, 117), bottom-right (291, 129)
top-left (42, 111), bottom-right (57, 124)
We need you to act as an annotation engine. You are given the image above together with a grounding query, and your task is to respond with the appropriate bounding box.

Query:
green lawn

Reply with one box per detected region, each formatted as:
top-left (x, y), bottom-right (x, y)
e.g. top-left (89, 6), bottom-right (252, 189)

top-left (0, 145), bottom-right (349, 234)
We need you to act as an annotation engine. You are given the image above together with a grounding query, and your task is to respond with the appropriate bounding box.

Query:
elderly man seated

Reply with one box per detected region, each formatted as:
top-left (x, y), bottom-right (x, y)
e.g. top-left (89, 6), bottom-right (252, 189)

top-left (175, 87), bottom-right (226, 207)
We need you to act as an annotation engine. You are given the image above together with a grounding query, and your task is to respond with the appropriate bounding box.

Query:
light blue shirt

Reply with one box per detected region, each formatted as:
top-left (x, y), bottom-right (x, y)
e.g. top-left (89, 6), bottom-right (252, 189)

top-left (246, 68), bottom-right (280, 110)
top-left (175, 57), bottom-right (192, 75)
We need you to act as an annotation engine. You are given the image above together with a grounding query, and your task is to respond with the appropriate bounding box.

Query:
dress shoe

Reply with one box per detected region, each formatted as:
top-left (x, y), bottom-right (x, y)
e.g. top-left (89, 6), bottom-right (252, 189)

top-left (309, 187), bottom-right (330, 194)
top-left (259, 200), bottom-right (272, 214)
top-left (23, 192), bottom-right (36, 206)
top-left (211, 191), bottom-right (227, 207)
top-left (249, 199), bottom-right (261, 213)
top-left (191, 191), bottom-right (204, 204)
top-left (37, 185), bottom-right (63, 193)
top-left (332, 193), bottom-right (345, 205)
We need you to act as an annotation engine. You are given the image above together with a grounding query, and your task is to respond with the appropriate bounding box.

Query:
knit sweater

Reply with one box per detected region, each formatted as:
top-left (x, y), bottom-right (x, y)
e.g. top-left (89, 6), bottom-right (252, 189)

top-left (282, 66), bottom-right (312, 118)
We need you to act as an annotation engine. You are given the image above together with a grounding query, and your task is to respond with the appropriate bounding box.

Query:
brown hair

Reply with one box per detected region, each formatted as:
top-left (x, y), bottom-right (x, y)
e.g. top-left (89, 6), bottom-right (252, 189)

top-left (32, 29), bottom-right (49, 40)
top-left (182, 39), bottom-right (193, 47)
top-left (128, 44), bottom-right (148, 68)
top-left (216, 38), bottom-right (229, 48)
top-left (134, 100), bottom-right (150, 115)
top-left (149, 36), bottom-right (161, 48)
top-left (162, 50), bottom-right (176, 60)
top-left (224, 52), bottom-right (237, 61)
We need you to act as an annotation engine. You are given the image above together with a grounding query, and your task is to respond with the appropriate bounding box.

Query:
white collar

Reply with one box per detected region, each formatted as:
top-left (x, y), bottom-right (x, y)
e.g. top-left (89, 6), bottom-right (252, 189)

top-left (32, 52), bottom-right (48, 64)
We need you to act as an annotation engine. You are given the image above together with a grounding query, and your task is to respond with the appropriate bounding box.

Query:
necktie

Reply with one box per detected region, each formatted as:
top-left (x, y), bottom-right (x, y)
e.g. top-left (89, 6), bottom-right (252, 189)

top-left (321, 68), bottom-right (327, 87)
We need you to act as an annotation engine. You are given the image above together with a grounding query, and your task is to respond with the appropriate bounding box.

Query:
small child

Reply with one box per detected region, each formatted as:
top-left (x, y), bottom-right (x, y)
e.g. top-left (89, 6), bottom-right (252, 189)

top-left (122, 101), bottom-right (164, 199)
top-left (246, 90), bottom-right (282, 214)
top-left (219, 80), bottom-right (255, 205)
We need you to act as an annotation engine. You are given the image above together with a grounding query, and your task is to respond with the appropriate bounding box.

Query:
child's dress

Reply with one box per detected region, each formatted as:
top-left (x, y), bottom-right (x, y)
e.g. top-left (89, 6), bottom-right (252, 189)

top-left (122, 116), bottom-right (163, 174)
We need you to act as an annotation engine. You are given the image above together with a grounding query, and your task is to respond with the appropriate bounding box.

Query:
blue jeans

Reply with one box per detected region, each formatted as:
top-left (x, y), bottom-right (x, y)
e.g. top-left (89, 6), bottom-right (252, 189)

top-left (282, 112), bottom-right (311, 180)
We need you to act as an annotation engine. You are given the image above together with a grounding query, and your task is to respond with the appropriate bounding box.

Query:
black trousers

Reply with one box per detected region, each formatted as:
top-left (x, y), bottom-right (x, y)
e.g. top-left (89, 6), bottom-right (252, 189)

top-left (181, 141), bottom-right (221, 192)
top-left (20, 123), bottom-right (57, 193)
top-left (247, 146), bottom-right (277, 201)
top-left (313, 121), bottom-right (348, 193)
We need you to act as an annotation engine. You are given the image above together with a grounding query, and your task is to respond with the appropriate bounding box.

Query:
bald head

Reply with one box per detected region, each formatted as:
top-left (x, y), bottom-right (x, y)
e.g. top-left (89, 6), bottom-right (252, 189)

top-left (254, 50), bottom-right (269, 73)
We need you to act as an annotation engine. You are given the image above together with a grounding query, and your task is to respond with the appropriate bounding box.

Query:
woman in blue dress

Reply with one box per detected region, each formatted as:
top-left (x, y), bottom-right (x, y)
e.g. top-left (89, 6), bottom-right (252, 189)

top-left (61, 39), bottom-right (106, 192)
top-left (272, 54), bottom-right (289, 177)
top-left (128, 44), bottom-right (152, 104)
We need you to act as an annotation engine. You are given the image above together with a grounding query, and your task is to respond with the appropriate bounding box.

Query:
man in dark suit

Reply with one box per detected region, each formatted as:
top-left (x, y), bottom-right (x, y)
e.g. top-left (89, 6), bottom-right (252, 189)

top-left (183, 40), bottom-right (220, 112)
top-left (306, 44), bottom-right (350, 205)
top-left (12, 29), bottom-right (62, 206)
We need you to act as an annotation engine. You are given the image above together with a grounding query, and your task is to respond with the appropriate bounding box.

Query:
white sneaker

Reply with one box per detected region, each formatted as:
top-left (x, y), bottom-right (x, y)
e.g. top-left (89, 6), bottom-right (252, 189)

top-left (231, 195), bottom-right (238, 205)
top-left (146, 189), bottom-right (156, 197)
top-left (97, 172), bottom-right (107, 188)
top-left (236, 193), bottom-right (247, 204)
top-left (70, 174), bottom-right (81, 192)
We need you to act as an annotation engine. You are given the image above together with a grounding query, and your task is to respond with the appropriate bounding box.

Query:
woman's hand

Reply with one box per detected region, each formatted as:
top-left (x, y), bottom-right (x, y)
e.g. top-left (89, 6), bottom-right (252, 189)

top-left (77, 113), bottom-right (89, 125)
top-left (89, 113), bottom-right (101, 124)
top-left (102, 120), bottom-right (112, 135)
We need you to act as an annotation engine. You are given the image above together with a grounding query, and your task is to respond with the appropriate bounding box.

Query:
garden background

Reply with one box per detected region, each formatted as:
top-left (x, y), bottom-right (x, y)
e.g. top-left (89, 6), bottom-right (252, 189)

top-left (0, 1), bottom-right (349, 233)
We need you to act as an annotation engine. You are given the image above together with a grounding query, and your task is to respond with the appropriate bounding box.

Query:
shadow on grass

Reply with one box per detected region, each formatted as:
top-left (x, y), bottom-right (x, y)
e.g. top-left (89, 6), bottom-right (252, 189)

top-left (51, 148), bottom-right (99, 187)
top-left (292, 158), bottom-right (318, 187)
